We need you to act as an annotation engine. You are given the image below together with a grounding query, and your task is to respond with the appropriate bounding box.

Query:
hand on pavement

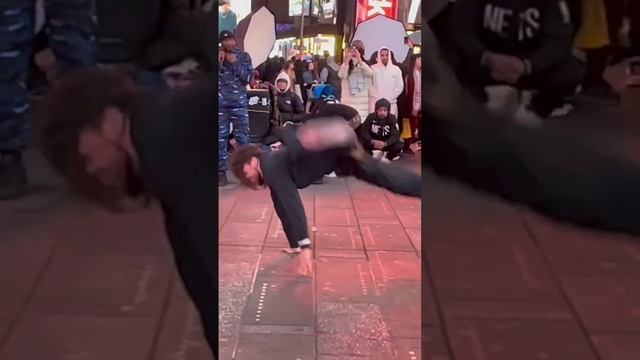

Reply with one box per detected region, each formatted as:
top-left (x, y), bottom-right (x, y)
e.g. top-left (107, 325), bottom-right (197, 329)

top-left (218, 49), bottom-right (225, 64)
top-left (295, 248), bottom-right (313, 277)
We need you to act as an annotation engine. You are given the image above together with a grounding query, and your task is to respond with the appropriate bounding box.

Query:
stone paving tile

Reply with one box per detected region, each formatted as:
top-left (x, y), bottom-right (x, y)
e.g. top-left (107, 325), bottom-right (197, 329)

top-left (316, 207), bottom-right (358, 226)
top-left (219, 222), bottom-right (269, 247)
top-left (314, 225), bottom-right (364, 250)
top-left (525, 214), bottom-right (640, 277)
top-left (1, 313), bottom-right (157, 360)
top-left (445, 318), bottom-right (598, 360)
top-left (426, 237), bottom-right (561, 301)
top-left (377, 281), bottom-right (421, 338)
top-left (317, 302), bottom-right (395, 358)
top-left (392, 337), bottom-right (422, 360)
top-left (227, 201), bottom-right (273, 224)
top-left (255, 249), bottom-right (307, 278)
top-left (153, 297), bottom-right (211, 360)
top-left (315, 257), bottom-right (378, 303)
top-left (30, 248), bottom-right (171, 316)
top-left (592, 334), bottom-right (640, 360)
top-left (219, 247), bottom-right (261, 346)
top-left (561, 277), bottom-right (640, 332)
top-left (234, 333), bottom-right (315, 360)
top-left (241, 277), bottom-right (314, 327)
top-left (422, 326), bottom-right (451, 360)
top-left (369, 251), bottom-right (421, 283)
top-left (360, 224), bottom-right (415, 251)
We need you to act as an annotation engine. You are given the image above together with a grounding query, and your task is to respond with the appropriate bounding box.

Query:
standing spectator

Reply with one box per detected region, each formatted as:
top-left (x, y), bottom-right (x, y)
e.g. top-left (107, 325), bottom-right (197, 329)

top-left (369, 47), bottom-right (404, 117)
top-left (358, 98), bottom-right (402, 162)
top-left (302, 60), bottom-right (320, 111)
top-left (0, 0), bottom-right (97, 200)
top-left (338, 43), bottom-right (374, 121)
top-left (404, 53), bottom-right (422, 154)
top-left (320, 55), bottom-right (342, 100)
top-left (218, 0), bottom-right (237, 34)
top-left (451, 0), bottom-right (583, 122)
top-left (218, 30), bottom-right (253, 186)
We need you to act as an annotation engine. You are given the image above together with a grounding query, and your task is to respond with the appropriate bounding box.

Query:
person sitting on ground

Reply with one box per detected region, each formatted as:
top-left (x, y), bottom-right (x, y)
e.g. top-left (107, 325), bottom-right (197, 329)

top-left (359, 98), bottom-right (402, 162)
top-left (230, 113), bottom-right (420, 276)
top-left (274, 72), bottom-right (305, 125)
top-left (450, 0), bottom-right (583, 123)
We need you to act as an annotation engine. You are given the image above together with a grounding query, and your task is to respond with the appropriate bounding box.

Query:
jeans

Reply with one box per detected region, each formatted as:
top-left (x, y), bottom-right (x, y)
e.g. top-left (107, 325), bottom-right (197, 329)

top-left (0, 0), bottom-right (96, 150)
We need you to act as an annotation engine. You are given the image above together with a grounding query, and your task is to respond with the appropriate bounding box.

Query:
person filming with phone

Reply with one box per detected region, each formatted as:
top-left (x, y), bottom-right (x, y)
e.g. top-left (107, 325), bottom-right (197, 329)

top-left (338, 41), bottom-right (374, 122)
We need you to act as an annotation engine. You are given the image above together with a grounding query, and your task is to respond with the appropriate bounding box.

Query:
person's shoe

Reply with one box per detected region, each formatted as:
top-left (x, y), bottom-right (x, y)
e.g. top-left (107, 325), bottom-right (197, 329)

top-left (549, 102), bottom-right (575, 117)
top-left (371, 150), bottom-right (383, 159)
top-left (580, 79), bottom-right (621, 106)
top-left (0, 151), bottom-right (28, 200)
top-left (218, 171), bottom-right (228, 186)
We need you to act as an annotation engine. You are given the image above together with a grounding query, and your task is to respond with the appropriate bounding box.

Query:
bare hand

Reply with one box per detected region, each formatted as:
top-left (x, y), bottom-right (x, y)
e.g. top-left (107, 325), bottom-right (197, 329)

top-left (295, 248), bottom-right (313, 277)
top-left (225, 52), bottom-right (237, 64)
top-left (372, 140), bottom-right (385, 149)
top-left (487, 54), bottom-right (525, 84)
top-left (218, 49), bottom-right (225, 64)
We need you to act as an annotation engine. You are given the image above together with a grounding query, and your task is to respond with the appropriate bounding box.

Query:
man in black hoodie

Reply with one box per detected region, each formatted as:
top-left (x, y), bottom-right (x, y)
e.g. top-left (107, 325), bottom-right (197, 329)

top-left (450, 0), bottom-right (583, 120)
top-left (359, 98), bottom-right (403, 161)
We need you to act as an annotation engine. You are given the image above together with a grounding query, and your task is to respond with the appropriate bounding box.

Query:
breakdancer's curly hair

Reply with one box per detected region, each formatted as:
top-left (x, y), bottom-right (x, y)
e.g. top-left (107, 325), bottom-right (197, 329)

top-left (39, 67), bottom-right (139, 208)
top-left (230, 144), bottom-right (263, 187)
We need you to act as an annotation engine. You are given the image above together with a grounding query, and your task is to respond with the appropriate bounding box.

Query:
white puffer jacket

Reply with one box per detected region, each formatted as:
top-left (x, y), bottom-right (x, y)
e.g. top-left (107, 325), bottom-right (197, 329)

top-left (338, 59), bottom-right (374, 122)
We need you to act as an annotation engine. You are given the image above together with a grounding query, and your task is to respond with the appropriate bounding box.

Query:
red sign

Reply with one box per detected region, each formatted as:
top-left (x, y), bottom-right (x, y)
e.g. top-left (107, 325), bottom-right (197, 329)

top-left (356, 0), bottom-right (398, 24)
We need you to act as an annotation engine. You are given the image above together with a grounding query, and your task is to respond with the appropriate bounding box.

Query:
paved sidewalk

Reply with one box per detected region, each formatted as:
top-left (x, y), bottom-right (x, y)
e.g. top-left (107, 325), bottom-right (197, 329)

top-left (0, 152), bottom-right (421, 360)
top-left (218, 164), bottom-right (422, 360)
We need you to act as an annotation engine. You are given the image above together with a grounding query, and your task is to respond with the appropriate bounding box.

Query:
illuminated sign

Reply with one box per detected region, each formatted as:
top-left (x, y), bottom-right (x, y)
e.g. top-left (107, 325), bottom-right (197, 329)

top-left (356, 0), bottom-right (398, 24)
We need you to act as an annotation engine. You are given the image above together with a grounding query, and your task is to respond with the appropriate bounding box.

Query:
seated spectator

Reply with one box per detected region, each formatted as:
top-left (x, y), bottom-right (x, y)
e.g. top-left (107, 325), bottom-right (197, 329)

top-left (451, 0), bottom-right (583, 122)
top-left (275, 72), bottom-right (305, 125)
top-left (358, 98), bottom-right (403, 162)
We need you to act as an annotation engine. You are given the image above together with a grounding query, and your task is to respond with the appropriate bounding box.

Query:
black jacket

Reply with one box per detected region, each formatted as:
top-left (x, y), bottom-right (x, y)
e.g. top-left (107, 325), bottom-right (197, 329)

top-left (274, 72), bottom-right (305, 123)
top-left (452, 0), bottom-right (574, 74)
top-left (360, 99), bottom-right (400, 145)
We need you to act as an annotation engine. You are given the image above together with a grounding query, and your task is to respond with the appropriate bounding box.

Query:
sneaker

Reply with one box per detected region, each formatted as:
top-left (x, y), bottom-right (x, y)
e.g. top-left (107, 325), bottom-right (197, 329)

top-left (0, 151), bottom-right (28, 200)
top-left (371, 150), bottom-right (383, 159)
top-left (381, 156), bottom-right (391, 163)
top-left (325, 171), bottom-right (337, 178)
top-left (580, 79), bottom-right (621, 106)
top-left (218, 171), bottom-right (228, 186)
top-left (549, 102), bottom-right (575, 117)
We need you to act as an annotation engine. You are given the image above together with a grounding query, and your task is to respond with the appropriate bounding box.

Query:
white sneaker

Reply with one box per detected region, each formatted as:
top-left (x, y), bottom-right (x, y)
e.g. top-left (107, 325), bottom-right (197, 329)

top-left (372, 150), bottom-right (383, 159)
top-left (381, 156), bottom-right (391, 163)
top-left (550, 103), bottom-right (574, 117)
top-left (325, 171), bottom-right (337, 178)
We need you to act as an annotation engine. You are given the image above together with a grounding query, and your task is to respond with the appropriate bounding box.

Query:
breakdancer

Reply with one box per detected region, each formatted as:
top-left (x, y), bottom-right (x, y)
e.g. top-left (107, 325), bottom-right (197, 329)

top-left (39, 69), bottom-right (221, 357)
top-left (422, 22), bottom-right (640, 236)
top-left (230, 111), bottom-right (421, 276)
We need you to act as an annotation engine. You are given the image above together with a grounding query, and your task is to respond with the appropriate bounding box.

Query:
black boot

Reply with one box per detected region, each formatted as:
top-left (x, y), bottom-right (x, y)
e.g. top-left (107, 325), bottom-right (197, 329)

top-left (0, 150), bottom-right (28, 200)
top-left (218, 171), bottom-right (228, 187)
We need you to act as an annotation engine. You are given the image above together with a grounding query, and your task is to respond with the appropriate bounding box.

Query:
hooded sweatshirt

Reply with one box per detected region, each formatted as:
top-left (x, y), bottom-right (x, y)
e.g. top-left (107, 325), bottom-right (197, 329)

top-left (369, 47), bottom-right (404, 115)
top-left (360, 98), bottom-right (400, 146)
top-left (275, 72), bottom-right (305, 123)
top-left (452, 0), bottom-right (573, 75)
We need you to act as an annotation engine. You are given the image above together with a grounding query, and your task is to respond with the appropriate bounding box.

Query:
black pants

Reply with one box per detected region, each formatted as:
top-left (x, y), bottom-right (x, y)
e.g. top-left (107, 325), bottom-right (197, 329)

top-left (164, 211), bottom-right (218, 359)
top-left (455, 55), bottom-right (583, 118)
top-left (334, 152), bottom-right (421, 198)
top-left (361, 139), bottom-right (403, 160)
